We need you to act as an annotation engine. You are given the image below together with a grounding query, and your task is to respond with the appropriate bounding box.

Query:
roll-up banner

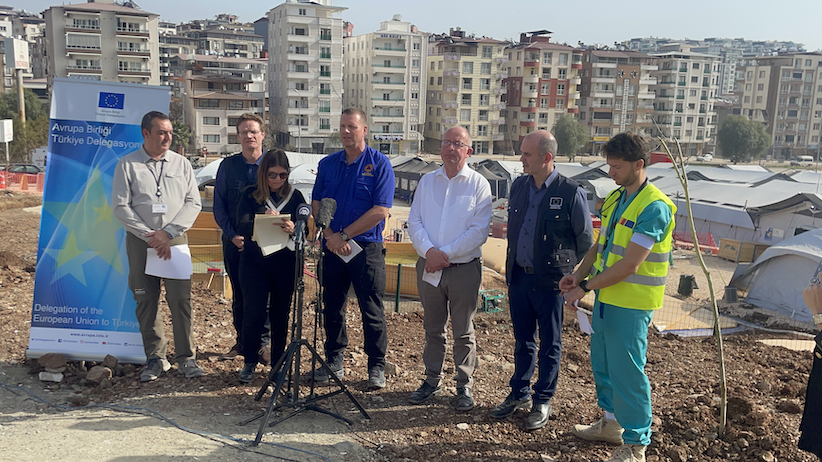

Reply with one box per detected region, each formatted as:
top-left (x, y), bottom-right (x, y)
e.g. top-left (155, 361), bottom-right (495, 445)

top-left (27, 78), bottom-right (171, 362)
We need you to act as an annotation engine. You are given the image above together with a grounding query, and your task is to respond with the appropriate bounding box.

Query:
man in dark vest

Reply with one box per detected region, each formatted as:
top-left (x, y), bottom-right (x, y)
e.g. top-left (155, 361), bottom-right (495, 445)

top-left (213, 113), bottom-right (270, 363)
top-left (491, 129), bottom-right (593, 430)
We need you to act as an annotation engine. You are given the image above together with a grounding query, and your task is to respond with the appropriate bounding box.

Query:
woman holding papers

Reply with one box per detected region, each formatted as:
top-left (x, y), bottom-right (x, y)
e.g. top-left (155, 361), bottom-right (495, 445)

top-left (235, 149), bottom-right (305, 383)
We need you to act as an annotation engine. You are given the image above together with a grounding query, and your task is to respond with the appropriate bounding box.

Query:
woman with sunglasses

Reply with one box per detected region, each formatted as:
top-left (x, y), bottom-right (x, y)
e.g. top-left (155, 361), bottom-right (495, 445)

top-left (234, 149), bottom-right (305, 383)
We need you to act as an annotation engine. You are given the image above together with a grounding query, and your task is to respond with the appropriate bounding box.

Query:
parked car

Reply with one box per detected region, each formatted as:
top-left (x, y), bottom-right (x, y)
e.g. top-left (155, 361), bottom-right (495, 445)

top-left (4, 164), bottom-right (42, 174)
top-left (696, 153), bottom-right (713, 162)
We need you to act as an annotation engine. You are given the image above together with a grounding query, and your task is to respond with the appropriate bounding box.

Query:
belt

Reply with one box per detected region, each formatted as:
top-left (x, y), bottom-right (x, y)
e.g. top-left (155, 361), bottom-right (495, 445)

top-left (519, 265), bottom-right (535, 274)
top-left (450, 257), bottom-right (479, 267)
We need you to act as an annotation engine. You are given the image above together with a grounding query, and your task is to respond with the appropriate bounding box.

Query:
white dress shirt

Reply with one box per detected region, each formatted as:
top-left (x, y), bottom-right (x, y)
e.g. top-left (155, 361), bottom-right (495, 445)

top-left (407, 164), bottom-right (493, 263)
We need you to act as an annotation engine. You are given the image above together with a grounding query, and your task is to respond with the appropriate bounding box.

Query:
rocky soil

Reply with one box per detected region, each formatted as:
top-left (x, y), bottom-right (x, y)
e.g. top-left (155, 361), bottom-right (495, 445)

top-left (0, 192), bottom-right (818, 462)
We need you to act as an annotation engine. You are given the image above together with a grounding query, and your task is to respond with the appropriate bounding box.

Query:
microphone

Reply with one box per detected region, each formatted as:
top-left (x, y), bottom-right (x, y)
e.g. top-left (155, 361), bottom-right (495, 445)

top-left (292, 203), bottom-right (311, 243)
top-left (316, 198), bottom-right (337, 229)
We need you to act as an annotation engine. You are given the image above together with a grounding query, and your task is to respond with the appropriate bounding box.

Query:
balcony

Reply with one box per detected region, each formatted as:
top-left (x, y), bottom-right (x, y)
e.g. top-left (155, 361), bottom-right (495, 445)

top-left (443, 69), bottom-right (460, 77)
top-left (495, 73), bottom-right (508, 79)
top-left (66, 44), bottom-right (101, 52)
top-left (492, 134), bottom-right (505, 141)
top-left (117, 46), bottom-right (150, 56)
top-left (570, 77), bottom-right (582, 85)
top-left (520, 120), bottom-right (536, 128)
top-left (66, 65), bottom-right (102, 71)
top-left (320, 33), bottom-right (332, 41)
top-left (524, 60), bottom-right (540, 67)
top-left (569, 92), bottom-right (581, 99)
top-left (676, 95), bottom-right (685, 99)
top-left (320, 71), bottom-right (331, 77)
top-left (287, 34), bottom-right (313, 42)
top-left (656, 94), bottom-right (673, 98)
top-left (320, 53), bottom-right (332, 59)
top-left (374, 46), bottom-right (406, 52)
top-left (320, 124), bottom-right (331, 130)
top-left (641, 64), bottom-right (658, 71)
top-left (702, 82), bottom-right (710, 87)
top-left (592, 76), bottom-right (616, 83)
top-left (679, 67), bottom-right (688, 72)
top-left (443, 102), bottom-right (459, 109)
top-left (118, 67), bottom-right (151, 76)
top-left (592, 62), bottom-right (617, 69)
top-left (443, 86), bottom-right (459, 93)
top-left (116, 27), bottom-right (148, 37)
top-left (639, 77), bottom-right (657, 85)
top-left (496, 57), bottom-right (509, 63)
top-left (320, 89), bottom-right (331, 95)
top-left (494, 87), bottom-right (508, 94)
top-left (677, 82), bottom-right (686, 86)
top-left (372, 97), bottom-right (406, 102)
top-left (373, 63), bottom-right (406, 69)
top-left (442, 117), bottom-right (458, 124)
top-left (674, 122), bottom-right (682, 126)
top-left (593, 91), bottom-right (615, 98)
top-left (493, 103), bottom-right (506, 110)
top-left (443, 53), bottom-right (461, 61)
top-left (493, 118), bottom-right (505, 125)
top-left (319, 107), bottom-right (331, 113)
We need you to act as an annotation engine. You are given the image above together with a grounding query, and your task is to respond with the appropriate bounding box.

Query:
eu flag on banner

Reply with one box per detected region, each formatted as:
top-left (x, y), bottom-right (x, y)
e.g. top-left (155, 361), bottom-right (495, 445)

top-left (98, 92), bottom-right (125, 110)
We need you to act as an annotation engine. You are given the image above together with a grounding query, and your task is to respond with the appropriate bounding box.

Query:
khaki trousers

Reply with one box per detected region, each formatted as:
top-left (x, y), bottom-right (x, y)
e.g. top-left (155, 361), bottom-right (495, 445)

top-left (126, 232), bottom-right (194, 362)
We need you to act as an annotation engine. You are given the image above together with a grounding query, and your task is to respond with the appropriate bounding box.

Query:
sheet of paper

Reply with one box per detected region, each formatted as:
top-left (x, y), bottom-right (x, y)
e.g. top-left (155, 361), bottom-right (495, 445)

top-left (145, 244), bottom-right (193, 279)
top-left (336, 239), bottom-right (363, 263)
top-left (577, 309), bottom-right (594, 335)
top-left (253, 214), bottom-right (291, 256)
top-left (422, 269), bottom-right (442, 287)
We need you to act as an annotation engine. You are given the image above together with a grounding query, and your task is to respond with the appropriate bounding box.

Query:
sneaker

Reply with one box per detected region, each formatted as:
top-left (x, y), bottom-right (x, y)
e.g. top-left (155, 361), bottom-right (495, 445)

top-left (177, 358), bottom-right (204, 378)
top-left (313, 359), bottom-right (344, 382)
top-left (140, 358), bottom-right (171, 382)
top-left (239, 363), bottom-right (256, 383)
top-left (452, 387), bottom-right (475, 411)
top-left (408, 382), bottom-right (443, 404)
top-left (219, 343), bottom-right (242, 361)
top-left (571, 416), bottom-right (625, 445)
top-left (605, 444), bottom-right (646, 462)
top-left (367, 368), bottom-right (386, 389)
top-left (490, 393), bottom-right (531, 419)
top-left (258, 346), bottom-right (272, 366)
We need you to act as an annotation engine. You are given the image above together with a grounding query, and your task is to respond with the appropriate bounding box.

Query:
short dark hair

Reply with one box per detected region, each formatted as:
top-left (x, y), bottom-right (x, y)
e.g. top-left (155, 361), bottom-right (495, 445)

top-left (602, 132), bottom-right (650, 168)
top-left (342, 107), bottom-right (366, 121)
top-left (236, 113), bottom-right (265, 133)
top-left (141, 111), bottom-right (170, 133)
top-left (252, 149), bottom-right (292, 204)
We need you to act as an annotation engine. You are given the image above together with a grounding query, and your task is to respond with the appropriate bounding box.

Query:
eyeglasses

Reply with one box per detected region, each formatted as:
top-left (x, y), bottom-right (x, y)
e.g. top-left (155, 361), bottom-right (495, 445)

top-left (267, 172), bottom-right (288, 180)
top-left (240, 130), bottom-right (261, 136)
top-left (441, 140), bottom-right (469, 149)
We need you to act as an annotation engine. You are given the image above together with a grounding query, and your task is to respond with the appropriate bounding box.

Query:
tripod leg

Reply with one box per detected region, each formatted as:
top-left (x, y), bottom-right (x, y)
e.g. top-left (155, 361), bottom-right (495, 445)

top-left (303, 342), bottom-right (370, 420)
top-left (254, 349), bottom-right (291, 401)
top-left (253, 342), bottom-right (298, 446)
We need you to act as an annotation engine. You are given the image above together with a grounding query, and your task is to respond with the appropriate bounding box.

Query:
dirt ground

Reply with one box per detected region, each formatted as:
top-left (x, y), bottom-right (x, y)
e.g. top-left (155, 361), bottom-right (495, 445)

top-left (0, 192), bottom-right (818, 462)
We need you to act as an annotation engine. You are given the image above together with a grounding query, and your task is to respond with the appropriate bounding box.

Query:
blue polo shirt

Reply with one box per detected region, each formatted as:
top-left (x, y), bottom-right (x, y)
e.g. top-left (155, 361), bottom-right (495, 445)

top-left (312, 145), bottom-right (394, 243)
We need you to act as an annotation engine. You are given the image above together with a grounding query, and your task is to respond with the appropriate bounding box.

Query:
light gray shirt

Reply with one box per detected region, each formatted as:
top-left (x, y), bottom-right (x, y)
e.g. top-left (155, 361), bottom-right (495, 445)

top-left (112, 146), bottom-right (201, 242)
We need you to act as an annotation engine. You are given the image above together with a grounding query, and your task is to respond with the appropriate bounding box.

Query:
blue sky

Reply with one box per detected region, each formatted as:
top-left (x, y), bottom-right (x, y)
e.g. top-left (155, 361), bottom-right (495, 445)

top-left (20, 0), bottom-right (822, 51)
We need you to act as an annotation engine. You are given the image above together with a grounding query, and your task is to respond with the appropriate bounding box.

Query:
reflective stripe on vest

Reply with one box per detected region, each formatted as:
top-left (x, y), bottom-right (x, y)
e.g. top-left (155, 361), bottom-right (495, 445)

top-left (593, 183), bottom-right (676, 310)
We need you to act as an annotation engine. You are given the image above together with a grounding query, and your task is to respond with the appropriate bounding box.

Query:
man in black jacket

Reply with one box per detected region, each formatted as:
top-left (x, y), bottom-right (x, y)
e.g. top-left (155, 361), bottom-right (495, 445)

top-left (213, 113), bottom-right (270, 363)
top-left (491, 130), bottom-right (593, 429)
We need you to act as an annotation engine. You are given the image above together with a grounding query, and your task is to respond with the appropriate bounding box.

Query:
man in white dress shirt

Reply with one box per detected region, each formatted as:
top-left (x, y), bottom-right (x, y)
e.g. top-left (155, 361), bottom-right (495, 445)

top-left (406, 126), bottom-right (493, 411)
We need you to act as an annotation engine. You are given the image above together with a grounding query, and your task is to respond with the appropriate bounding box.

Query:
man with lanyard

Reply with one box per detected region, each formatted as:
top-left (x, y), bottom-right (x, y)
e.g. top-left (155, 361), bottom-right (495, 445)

top-left (406, 126), bottom-right (492, 412)
top-left (112, 111), bottom-right (203, 382)
top-left (312, 108), bottom-right (395, 390)
top-left (213, 113), bottom-right (271, 364)
top-left (561, 132), bottom-right (675, 462)
top-left (491, 130), bottom-right (592, 429)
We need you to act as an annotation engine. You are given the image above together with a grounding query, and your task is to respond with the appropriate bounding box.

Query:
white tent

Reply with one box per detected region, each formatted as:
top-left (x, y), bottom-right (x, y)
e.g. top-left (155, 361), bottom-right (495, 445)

top-left (193, 151), bottom-right (327, 187)
top-left (733, 228), bottom-right (822, 324)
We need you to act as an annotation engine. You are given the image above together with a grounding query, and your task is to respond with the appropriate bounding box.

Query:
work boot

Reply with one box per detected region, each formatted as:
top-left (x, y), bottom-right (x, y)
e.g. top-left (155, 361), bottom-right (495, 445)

top-left (367, 367), bottom-right (386, 389)
top-left (408, 382), bottom-right (443, 404)
top-left (452, 387), bottom-right (475, 411)
top-left (239, 363), bottom-right (256, 383)
top-left (525, 401), bottom-right (552, 430)
top-left (219, 343), bottom-right (242, 360)
top-left (572, 416), bottom-right (624, 445)
top-left (140, 358), bottom-right (171, 382)
top-left (604, 444), bottom-right (646, 462)
top-left (490, 393), bottom-right (531, 419)
top-left (312, 357), bottom-right (344, 382)
top-left (177, 358), bottom-right (204, 378)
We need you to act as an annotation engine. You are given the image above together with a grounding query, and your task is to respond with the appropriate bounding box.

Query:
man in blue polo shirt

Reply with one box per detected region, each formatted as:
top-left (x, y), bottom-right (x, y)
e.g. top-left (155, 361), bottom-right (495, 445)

top-left (312, 107), bottom-right (395, 390)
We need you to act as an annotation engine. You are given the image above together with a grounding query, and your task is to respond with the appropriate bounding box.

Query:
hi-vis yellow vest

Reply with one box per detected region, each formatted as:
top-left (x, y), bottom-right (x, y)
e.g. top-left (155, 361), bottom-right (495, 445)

top-left (592, 183), bottom-right (676, 310)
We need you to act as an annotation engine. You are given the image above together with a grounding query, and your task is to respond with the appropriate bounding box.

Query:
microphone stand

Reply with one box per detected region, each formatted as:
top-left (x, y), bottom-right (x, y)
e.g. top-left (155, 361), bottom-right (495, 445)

top-left (243, 219), bottom-right (370, 446)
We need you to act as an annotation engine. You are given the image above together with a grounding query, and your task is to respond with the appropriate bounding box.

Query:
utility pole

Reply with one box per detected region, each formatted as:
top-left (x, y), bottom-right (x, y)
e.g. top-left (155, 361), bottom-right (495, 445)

top-left (16, 68), bottom-right (25, 124)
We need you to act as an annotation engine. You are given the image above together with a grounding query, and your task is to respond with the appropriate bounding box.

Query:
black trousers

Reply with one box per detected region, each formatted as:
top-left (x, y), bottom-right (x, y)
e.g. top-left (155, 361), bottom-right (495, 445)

top-left (799, 346), bottom-right (822, 457)
top-left (322, 241), bottom-right (387, 370)
top-left (238, 245), bottom-right (295, 366)
top-left (224, 237), bottom-right (269, 350)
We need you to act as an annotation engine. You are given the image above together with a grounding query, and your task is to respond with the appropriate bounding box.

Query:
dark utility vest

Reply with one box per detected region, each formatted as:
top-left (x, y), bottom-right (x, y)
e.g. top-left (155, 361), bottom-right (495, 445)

top-left (220, 154), bottom-right (257, 234)
top-left (506, 173), bottom-right (582, 289)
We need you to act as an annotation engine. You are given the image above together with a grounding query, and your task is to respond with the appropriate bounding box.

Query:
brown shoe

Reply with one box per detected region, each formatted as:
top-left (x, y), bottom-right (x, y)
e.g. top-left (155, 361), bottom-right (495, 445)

top-left (259, 346), bottom-right (272, 366)
top-left (219, 343), bottom-right (242, 361)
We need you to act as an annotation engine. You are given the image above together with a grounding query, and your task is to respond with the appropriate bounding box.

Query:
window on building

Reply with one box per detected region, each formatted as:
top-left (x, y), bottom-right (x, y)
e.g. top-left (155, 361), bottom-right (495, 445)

top-left (203, 117), bottom-right (220, 125)
top-left (478, 110), bottom-right (488, 121)
top-left (555, 98), bottom-right (564, 109)
top-left (480, 78), bottom-right (491, 90)
top-left (463, 62), bottom-right (474, 74)
top-left (557, 84), bottom-right (566, 95)
top-left (228, 101), bottom-right (244, 110)
top-left (481, 63), bottom-right (492, 74)
top-left (199, 99), bottom-right (220, 108)
top-left (558, 69), bottom-right (567, 80)
top-left (460, 109), bottom-right (471, 121)
top-left (298, 8), bottom-right (306, 15)
top-left (228, 134), bottom-right (239, 144)
top-left (412, 76), bottom-right (419, 83)
top-left (463, 78), bottom-right (473, 90)
top-left (559, 54), bottom-right (568, 65)
top-left (411, 92), bottom-right (418, 99)
top-left (203, 134), bottom-right (220, 143)
top-left (541, 83), bottom-right (550, 94)
top-left (482, 46), bottom-right (493, 59)
top-left (479, 94), bottom-right (490, 106)
top-left (412, 59), bottom-right (420, 68)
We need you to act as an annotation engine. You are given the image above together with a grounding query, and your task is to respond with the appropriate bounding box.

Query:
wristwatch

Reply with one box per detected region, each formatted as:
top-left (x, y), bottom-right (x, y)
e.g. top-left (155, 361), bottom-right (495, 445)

top-left (579, 279), bottom-right (591, 293)
top-left (339, 231), bottom-right (349, 241)
top-left (813, 313), bottom-right (822, 325)
top-left (165, 230), bottom-right (174, 240)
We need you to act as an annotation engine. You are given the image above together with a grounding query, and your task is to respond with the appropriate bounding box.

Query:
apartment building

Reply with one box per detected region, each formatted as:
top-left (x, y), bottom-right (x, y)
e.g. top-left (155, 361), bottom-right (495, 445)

top-left (267, 0), bottom-right (346, 153)
top-left (735, 52), bottom-right (822, 160)
top-left (183, 29), bottom-right (265, 59)
top-left (423, 27), bottom-right (508, 155)
top-left (159, 32), bottom-right (197, 86)
top-left (501, 31), bottom-right (582, 152)
top-left (649, 44), bottom-right (721, 156)
top-left (578, 50), bottom-right (657, 152)
top-left (621, 37), bottom-right (803, 97)
top-left (43, 0), bottom-right (160, 88)
top-left (343, 15), bottom-right (427, 155)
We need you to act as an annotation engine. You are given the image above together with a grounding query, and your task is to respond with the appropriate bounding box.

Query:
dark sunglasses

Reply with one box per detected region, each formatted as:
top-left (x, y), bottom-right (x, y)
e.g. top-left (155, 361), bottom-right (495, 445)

top-left (267, 172), bottom-right (288, 180)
